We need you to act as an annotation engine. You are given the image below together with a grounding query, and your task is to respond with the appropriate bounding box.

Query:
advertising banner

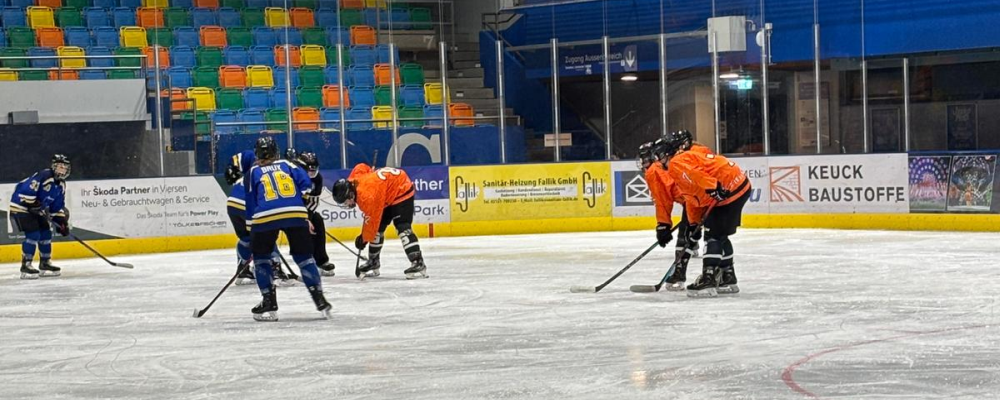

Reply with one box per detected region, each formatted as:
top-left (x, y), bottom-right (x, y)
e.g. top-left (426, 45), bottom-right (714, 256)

top-left (610, 161), bottom-right (653, 218)
top-left (908, 156), bottom-right (951, 212)
top-left (316, 165), bottom-right (450, 228)
top-left (946, 155), bottom-right (996, 212)
top-left (731, 156), bottom-right (769, 215)
top-left (766, 154), bottom-right (909, 213)
top-left (450, 162), bottom-right (611, 222)
top-left (1, 176), bottom-right (231, 245)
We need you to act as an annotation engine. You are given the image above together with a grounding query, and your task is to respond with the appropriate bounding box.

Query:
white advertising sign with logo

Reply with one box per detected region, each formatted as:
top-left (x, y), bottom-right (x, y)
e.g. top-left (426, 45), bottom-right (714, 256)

top-left (765, 154), bottom-right (908, 213)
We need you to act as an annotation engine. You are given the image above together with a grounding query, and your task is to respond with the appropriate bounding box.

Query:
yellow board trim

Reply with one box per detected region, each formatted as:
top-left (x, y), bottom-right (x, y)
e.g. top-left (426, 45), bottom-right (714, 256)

top-left (3, 213), bottom-right (999, 263)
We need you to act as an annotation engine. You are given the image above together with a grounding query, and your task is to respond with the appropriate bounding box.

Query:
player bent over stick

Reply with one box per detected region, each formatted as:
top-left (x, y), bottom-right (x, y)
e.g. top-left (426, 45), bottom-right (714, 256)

top-left (331, 164), bottom-right (428, 280)
top-left (245, 137), bottom-right (331, 321)
top-left (638, 140), bottom-right (700, 291)
top-left (9, 155), bottom-right (71, 279)
top-left (653, 130), bottom-right (751, 297)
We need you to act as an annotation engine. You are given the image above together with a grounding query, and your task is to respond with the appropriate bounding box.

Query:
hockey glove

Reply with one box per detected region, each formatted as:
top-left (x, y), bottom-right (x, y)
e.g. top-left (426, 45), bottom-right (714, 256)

top-left (707, 182), bottom-right (730, 201)
top-left (224, 164), bottom-right (242, 185)
top-left (354, 235), bottom-right (367, 251)
top-left (51, 216), bottom-right (69, 236)
top-left (656, 223), bottom-right (673, 247)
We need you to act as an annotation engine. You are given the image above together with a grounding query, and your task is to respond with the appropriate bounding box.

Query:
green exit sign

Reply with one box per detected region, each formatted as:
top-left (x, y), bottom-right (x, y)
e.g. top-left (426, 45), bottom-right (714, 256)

top-left (735, 78), bottom-right (754, 90)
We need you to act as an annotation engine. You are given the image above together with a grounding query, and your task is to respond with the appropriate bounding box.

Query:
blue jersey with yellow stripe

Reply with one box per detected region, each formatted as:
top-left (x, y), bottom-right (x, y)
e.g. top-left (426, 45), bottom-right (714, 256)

top-left (245, 160), bottom-right (312, 231)
top-left (225, 150), bottom-right (255, 217)
top-left (8, 169), bottom-right (67, 218)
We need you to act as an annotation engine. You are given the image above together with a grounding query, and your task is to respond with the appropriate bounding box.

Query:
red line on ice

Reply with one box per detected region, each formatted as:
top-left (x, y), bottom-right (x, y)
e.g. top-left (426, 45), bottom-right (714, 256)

top-left (781, 324), bottom-right (987, 399)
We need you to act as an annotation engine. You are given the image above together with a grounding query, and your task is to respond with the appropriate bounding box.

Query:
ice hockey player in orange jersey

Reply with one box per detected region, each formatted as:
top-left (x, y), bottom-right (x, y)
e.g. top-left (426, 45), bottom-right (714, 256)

top-left (331, 163), bottom-right (427, 280)
top-left (638, 139), bottom-right (698, 291)
top-left (654, 130), bottom-right (751, 297)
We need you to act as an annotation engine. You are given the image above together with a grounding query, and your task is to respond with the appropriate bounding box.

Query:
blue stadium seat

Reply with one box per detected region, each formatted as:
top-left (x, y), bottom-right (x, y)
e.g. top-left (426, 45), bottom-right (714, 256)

top-left (389, 9), bottom-right (410, 30)
top-left (320, 107), bottom-right (341, 129)
top-left (10, 0), bottom-right (34, 8)
top-left (166, 66), bottom-right (193, 88)
top-left (349, 45), bottom-right (376, 66)
top-left (346, 107), bottom-right (373, 130)
top-left (120, 0), bottom-right (142, 8)
top-left (83, 7), bottom-right (110, 29)
top-left (79, 70), bottom-right (107, 79)
top-left (146, 69), bottom-right (164, 90)
top-left (93, 27), bottom-right (119, 48)
top-left (213, 110), bottom-right (240, 134)
top-left (348, 65), bottom-right (374, 87)
top-left (315, 8), bottom-right (337, 28)
top-left (85, 46), bottom-right (114, 67)
top-left (271, 66), bottom-right (299, 89)
top-left (112, 7), bottom-right (136, 28)
top-left (324, 65), bottom-right (350, 86)
top-left (0, 30), bottom-right (6, 48)
top-left (252, 27), bottom-right (276, 47)
top-left (280, 27), bottom-right (303, 47)
top-left (64, 27), bottom-right (92, 48)
top-left (325, 26), bottom-right (349, 46)
top-left (170, 45), bottom-right (196, 67)
top-left (349, 86), bottom-right (375, 108)
top-left (191, 8), bottom-right (217, 29)
top-left (223, 45), bottom-right (250, 66)
top-left (28, 47), bottom-right (57, 68)
top-left (238, 108), bottom-right (267, 133)
top-left (423, 105), bottom-right (443, 126)
top-left (243, 88), bottom-right (271, 109)
top-left (173, 27), bottom-right (199, 48)
top-left (267, 0), bottom-right (285, 7)
top-left (2, 7), bottom-right (27, 27)
top-left (270, 87), bottom-right (296, 109)
top-left (218, 7), bottom-right (241, 28)
top-left (400, 85), bottom-right (425, 107)
top-left (363, 9), bottom-right (387, 28)
top-left (250, 45), bottom-right (275, 66)
top-left (172, 0), bottom-right (194, 9)
top-left (246, 0), bottom-right (268, 8)
top-left (92, 0), bottom-right (116, 8)
top-left (317, 0), bottom-right (339, 8)
top-left (375, 43), bottom-right (398, 64)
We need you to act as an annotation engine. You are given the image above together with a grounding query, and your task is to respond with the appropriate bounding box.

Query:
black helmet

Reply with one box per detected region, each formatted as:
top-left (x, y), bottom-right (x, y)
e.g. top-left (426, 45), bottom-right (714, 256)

top-left (254, 136), bottom-right (279, 162)
top-left (284, 147), bottom-right (298, 161)
top-left (331, 178), bottom-right (356, 207)
top-left (296, 152), bottom-right (319, 172)
top-left (672, 130), bottom-right (694, 150)
top-left (652, 134), bottom-right (684, 161)
top-left (636, 141), bottom-right (656, 170)
top-left (51, 154), bottom-right (71, 180)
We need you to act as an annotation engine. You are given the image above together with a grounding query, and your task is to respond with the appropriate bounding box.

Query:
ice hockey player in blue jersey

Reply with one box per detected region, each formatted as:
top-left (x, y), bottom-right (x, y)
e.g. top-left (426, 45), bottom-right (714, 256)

top-left (225, 150), bottom-right (297, 286)
top-left (244, 137), bottom-right (331, 321)
top-left (8, 155), bottom-right (72, 279)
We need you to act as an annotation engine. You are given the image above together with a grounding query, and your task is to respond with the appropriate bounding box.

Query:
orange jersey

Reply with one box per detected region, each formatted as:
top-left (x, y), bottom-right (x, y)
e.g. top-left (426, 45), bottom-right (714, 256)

top-left (667, 151), bottom-right (749, 224)
top-left (645, 162), bottom-right (686, 225)
top-left (349, 164), bottom-right (416, 242)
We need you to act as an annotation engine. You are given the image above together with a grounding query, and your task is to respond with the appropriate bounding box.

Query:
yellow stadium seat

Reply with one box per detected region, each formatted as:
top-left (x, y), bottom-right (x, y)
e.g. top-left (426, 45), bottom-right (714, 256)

top-left (300, 45), bottom-right (326, 66)
top-left (372, 106), bottom-right (393, 128)
top-left (246, 65), bottom-right (274, 87)
top-left (0, 68), bottom-right (18, 81)
top-left (120, 26), bottom-right (148, 48)
top-left (186, 87), bottom-right (217, 111)
top-left (143, 0), bottom-right (169, 8)
top-left (423, 83), bottom-right (450, 105)
top-left (57, 46), bottom-right (86, 68)
top-left (265, 8), bottom-right (289, 27)
top-left (27, 6), bottom-right (56, 29)
top-left (364, 0), bottom-right (386, 9)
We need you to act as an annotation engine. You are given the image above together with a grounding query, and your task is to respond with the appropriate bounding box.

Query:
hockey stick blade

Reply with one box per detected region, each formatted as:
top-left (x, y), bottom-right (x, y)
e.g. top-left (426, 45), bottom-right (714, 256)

top-left (629, 284), bottom-right (660, 293)
top-left (192, 308), bottom-right (204, 318)
top-left (569, 285), bottom-right (597, 293)
top-left (112, 262), bottom-right (135, 269)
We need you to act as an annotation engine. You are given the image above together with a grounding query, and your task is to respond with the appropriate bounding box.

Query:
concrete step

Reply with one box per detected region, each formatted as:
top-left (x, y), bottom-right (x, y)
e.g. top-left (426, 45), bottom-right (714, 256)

top-left (454, 60), bottom-right (481, 69)
top-left (450, 87), bottom-right (494, 100)
top-left (446, 77), bottom-right (484, 88)
top-left (452, 41), bottom-right (480, 52)
top-left (451, 51), bottom-right (480, 62)
top-left (424, 68), bottom-right (484, 79)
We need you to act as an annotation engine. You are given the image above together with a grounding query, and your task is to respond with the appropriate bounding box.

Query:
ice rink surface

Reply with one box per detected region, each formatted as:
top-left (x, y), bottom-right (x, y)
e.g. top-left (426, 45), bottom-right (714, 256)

top-left (1, 228), bottom-right (999, 399)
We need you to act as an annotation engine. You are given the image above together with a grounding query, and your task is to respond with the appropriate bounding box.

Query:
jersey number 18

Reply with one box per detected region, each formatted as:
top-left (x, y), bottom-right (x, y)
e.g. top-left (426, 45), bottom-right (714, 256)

top-left (260, 171), bottom-right (296, 201)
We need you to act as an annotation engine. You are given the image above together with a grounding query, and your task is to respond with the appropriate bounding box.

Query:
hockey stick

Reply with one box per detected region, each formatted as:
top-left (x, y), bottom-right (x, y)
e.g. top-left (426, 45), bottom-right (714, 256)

top-left (68, 233), bottom-right (134, 269)
top-left (353, 252), bottom-right (362, 279)
top-left (192, 261), bottom-right (248, 318)
top-left (325, 231), bottom-right (368, 260)
top-left (276, 252), bottom-right (300, 281)
top-left (630, 203), bottom-right (717, 293)
top-left (569, 241), bottom-right (661, 293)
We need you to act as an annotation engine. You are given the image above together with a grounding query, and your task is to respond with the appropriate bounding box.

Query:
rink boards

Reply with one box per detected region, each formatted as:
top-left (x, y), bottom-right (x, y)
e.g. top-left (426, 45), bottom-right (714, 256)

top-left (2, 152), bottom-right (999, 262)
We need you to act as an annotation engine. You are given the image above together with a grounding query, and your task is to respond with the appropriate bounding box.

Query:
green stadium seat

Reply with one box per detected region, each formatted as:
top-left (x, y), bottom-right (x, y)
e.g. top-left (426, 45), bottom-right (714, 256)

top-left (265, 108), bottom-right (288, 131)
top-left (147, 27), bottom-right (174, 47)
top-left (55, 7), bottom-right (83, 27)
top-left (296, 86), bottom-right (323, 109)
top-left (301, 27), bottom-right (327, 46)
top-left (226, 27), bottom-right (253, 47)
top-left (340, 9), bottom-right (363, 27)
top-left (293, 0), bottom-right (317, 9)
top-left (192, 66), bottom-right (220, 87)
top-left (164, 7), bottom-right (190, 28)
top-left (196, 46), bottom-right (223, 68)
top-left (108, 70), bottom-right (138, 79)
top-left (8, 27), bottom-right (36, 49)
top-left (325, 45), bottom-right (350, 67)
top-left (398, 106), bottom-right (423, 128)
top-left (65, 0), bottom-right (90, 9)
top-left (400, 63), bottom-right (424, 85)
top-left (410, 7), bottom-right (432, 30)
top-left (299, 65), bottom-right (325, 87)
top-left (114, 46), bottom-right (144, 67)
top-left (19, 70), bottom-right (49, 81)
top-left (374, 86), bottom-right (401, 106)
top-left (216, 87), bottom-right (244, 110)
top-left (242, 8), bottom-right (265, 28)
top-left (0, 48), bottom-right (29, 68)
top-left (221, 0), bottom-right (246, 9)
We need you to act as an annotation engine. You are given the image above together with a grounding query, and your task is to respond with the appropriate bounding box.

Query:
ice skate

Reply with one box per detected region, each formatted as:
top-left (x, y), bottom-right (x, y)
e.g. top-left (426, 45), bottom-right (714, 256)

top-left (717, 266), bottom-right (739, 295)
top-left (308, 286), bottom-right (332, 320)
top-left (20, 258), bottom-right (39, 280)
top-left (356, 257), bottom-right (380, 280)
top-left (273, 264), bottom-right (298, 287)
top-left (404, 259), bottom-right (428, 280)
top-left (664, 262), bottom-right (687, 291)
top-left (235, 261), bottom-right (255, 285)
top-left (686, 266), bottom-right (721, 298)
top-left (38, 260), bottom-right (61, 277)
top-left (252, 289), bottom-right (278, 322)
top-left (318, 262), bottom-right (335, 277)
